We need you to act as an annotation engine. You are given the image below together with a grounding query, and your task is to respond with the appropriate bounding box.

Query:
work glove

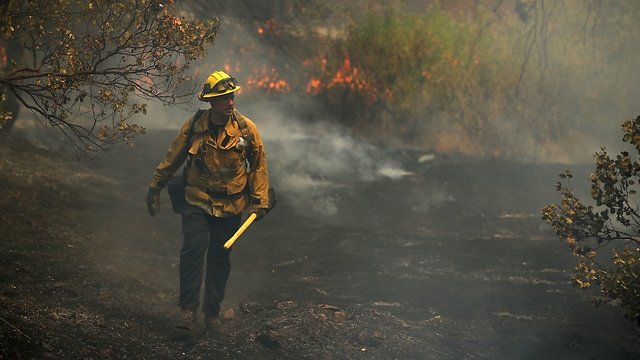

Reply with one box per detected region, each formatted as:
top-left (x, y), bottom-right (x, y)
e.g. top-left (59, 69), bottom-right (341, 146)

top-left (146, 188), bottom-right (160, 217)
top-left (249, 207), bottom-right (266, 221)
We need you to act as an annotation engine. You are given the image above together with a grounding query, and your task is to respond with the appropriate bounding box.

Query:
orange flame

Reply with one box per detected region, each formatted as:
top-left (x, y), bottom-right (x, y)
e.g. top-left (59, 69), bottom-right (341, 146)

top-left (301, 55), bottom-right (378, 102)
top-left (204, 47), bottom-right (381, 103)
top-left (327, 56), bottom-right (377, 100)
top-left (306, 77), bottom-right (322, 94)
top-left (257, 18), bottom-right (281, 37)
top-left (245, 66), bottom-right (290, 93)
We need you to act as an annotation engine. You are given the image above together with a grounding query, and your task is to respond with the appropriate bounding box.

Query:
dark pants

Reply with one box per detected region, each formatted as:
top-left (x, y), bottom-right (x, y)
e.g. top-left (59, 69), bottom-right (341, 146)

top-left (179, 205), bottom-right (241, 317)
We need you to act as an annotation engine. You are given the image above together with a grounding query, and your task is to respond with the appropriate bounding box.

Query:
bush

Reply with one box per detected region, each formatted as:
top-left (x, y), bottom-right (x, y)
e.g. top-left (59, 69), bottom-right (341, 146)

top-left (303, 3), bottom-right (640, 160)
top-left (314, 6), bottom-right (540, 155)
top-left (542, 115), bottom-right (640, 324)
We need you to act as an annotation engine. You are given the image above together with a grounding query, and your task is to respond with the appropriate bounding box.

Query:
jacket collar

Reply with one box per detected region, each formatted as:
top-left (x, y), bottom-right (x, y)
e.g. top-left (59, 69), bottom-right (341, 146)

top-left (193, 109), bottom-right (239, 137)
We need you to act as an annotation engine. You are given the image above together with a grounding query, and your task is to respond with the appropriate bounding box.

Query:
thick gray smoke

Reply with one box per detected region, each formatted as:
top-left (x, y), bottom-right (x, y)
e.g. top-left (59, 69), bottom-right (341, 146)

top-left (241, 100), bottom-right (416, 216)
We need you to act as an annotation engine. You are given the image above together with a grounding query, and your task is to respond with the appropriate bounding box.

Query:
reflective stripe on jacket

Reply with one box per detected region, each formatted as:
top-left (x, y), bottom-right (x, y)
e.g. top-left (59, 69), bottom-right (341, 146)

top-left (150, 109), bottom-right (269, 217)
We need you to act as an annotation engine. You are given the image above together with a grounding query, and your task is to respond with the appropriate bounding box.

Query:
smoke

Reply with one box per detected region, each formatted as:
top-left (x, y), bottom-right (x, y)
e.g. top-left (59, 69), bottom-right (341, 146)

top-left (11, 1), bottom-right (640, 167)
top-left (242, 99), bottom-right (417, 217)
top-left (130, 15), bottom-right (420, 217)
top-left (135, 98), bottom-right (416, 218)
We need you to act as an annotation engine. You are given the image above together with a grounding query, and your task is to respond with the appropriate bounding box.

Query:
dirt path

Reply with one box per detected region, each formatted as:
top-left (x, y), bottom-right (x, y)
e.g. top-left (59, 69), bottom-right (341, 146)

top-left (1, 133), bottom-right (639, 359)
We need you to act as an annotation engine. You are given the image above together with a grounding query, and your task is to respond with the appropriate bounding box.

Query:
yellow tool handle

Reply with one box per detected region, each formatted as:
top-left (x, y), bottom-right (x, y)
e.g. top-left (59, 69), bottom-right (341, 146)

top-left (223, 212), bottom-right (257, 249)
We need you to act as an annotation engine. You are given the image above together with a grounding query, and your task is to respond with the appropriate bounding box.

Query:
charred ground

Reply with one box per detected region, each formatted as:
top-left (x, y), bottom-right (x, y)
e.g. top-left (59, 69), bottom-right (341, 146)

top-left (1, 132), bottom-right (639, 359)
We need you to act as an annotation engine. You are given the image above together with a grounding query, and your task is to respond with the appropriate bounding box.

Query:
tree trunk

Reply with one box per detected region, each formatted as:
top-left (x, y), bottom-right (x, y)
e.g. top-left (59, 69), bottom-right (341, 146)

top-left (1, 38), bottom-right (24, 134)
top-left (0, 90), bottom-right (20, 133)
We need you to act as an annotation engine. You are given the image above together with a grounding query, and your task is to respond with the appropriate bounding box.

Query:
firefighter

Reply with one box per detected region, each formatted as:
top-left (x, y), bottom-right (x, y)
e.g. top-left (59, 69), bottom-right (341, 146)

top-left (146, 70), bottom-right (270, 330)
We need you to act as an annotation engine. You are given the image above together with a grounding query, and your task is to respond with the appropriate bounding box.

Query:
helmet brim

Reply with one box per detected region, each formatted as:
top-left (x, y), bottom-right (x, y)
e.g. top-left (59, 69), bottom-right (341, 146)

top-left (199, 85), bottom-right (241, 101)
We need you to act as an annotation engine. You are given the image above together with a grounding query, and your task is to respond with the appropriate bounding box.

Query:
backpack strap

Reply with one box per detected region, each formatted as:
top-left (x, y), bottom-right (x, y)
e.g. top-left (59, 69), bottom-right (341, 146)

top-left (234, 113), bottom-right (254, 144)
top-left (183, 110), bottom-right (206, 174)
top-left (188, 109), bottom-right (205, 142)
top-left (233, 112), bottom-right (258, 170)
top-left (186, 109), bottom-right (205, 156)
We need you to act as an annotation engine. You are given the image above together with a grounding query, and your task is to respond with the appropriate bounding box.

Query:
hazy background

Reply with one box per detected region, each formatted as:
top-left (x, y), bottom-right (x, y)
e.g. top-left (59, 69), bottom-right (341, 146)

top-left (11, 0), bottom-right (640, 215)
top-left (130, 0), bottom-right (640, 162)
top-left (103, 0), bottom-right (639, 217)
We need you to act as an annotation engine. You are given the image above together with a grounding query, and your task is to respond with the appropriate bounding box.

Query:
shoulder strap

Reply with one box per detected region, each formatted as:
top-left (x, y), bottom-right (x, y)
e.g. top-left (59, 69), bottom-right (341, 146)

top-left (187, 109), bottom-right (205, 142)
top-left (183, 110), bottom-right (206, 173)
top-left (233, 113), bottom-right (258, 168)
top-left (235, 114), bottom-right (254, 144)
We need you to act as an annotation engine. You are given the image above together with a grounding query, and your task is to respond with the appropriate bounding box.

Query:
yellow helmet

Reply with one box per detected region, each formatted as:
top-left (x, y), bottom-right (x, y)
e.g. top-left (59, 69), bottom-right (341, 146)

top-left (198, 70), bottom-right (241, 101)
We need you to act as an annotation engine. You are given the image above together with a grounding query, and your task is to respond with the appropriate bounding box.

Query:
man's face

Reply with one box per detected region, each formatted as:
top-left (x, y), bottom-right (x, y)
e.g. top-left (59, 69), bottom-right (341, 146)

top-left (209, 93), bottom-right (235, 118)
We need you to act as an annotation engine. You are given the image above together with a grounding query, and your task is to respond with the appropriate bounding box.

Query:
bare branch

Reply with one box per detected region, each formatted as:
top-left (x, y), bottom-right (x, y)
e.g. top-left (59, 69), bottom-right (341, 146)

top-left (0, 0), bottom-right (219, 151)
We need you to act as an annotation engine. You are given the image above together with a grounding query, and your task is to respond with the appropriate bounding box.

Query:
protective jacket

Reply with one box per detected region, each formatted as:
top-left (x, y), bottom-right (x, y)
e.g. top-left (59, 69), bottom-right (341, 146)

top-left (149, 109), bottom-right (269, 217)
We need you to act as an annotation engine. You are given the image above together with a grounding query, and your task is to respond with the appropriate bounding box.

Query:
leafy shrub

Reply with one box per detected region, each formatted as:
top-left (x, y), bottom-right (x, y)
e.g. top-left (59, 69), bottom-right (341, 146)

top-left (542, 115), bottom-right (640, 324)
top-left (314, 6), bottom-right (534, 155)
top-left (303, 3), bottom-right (640, 160)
